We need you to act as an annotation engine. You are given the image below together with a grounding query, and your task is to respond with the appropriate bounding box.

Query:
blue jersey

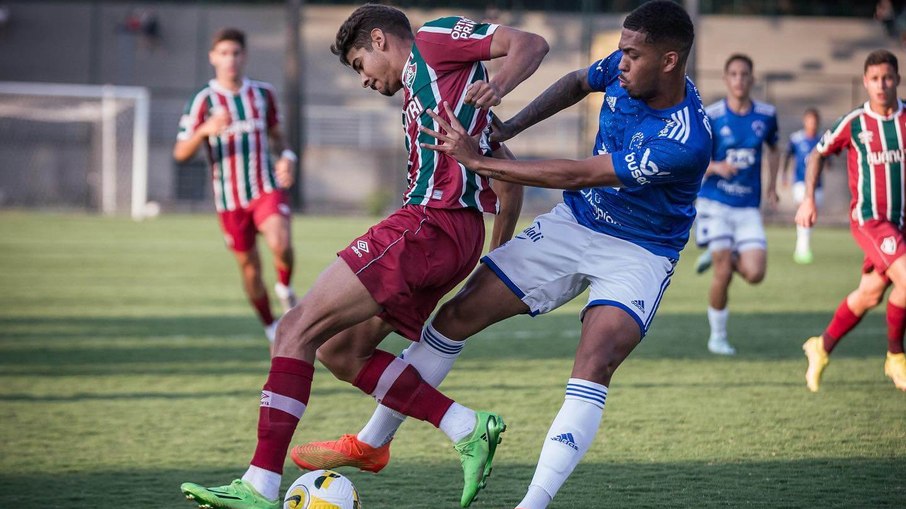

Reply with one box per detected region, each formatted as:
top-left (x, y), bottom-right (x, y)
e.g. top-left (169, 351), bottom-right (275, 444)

top-left (699, 99), bottom-right (778, 208)
top-left (787, 129), bottom-right (821, 186)
top-left (563, 51), bottom-right (713, 259)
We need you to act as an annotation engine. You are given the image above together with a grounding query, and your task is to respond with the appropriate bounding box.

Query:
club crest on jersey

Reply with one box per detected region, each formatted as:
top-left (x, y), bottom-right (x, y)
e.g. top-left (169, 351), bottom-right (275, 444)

top-left (719, 125), bottom-right (733, 139)
top-left (629, 131), bottom-right (645, 149)
top-left (858, 130), bottom-right (875, 145)
top-left (751, 120), bottom-right (766, 137)
top-left (404, 61), bottom-right (417, 89)
top-left (352, 240), bottom-right (370, 258)
top-left (881, 236), bottom-right (898, 255)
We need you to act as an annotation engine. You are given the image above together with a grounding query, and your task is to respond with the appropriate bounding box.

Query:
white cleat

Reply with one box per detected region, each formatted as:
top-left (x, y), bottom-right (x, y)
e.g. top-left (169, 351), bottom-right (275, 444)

top-left (708, 335), bottom-right (736, 355)
top-left (265, 319), bottom-right (279, 343)
top-left (274, 282), bottom-right (297, 314)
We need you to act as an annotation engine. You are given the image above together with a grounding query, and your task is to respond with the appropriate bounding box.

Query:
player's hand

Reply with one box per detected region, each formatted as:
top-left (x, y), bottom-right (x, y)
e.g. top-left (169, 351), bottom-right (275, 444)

top-left (275, 156), bottom-right (295, 188)
top-left (489, 114), bottom-right (517, 143)
top-left (795, 197), bottom-right (817, 228)
top-left (199, 109), bottom-right (231, 137)
top-left (464, 80), bottom-right (502, 109)
top-left (708, 160), bottom-right (737, 179)
top-left (419, 101), bottom-right (483, 168)
top-left (766, 188), bottom-right (780, 208)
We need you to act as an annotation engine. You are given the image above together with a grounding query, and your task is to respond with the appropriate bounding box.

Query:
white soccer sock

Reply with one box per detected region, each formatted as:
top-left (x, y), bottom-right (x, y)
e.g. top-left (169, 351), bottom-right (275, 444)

top-left (241, 464), bottom-right (281, 501)
top-left (517, 378), bottom-right (607, 509)
top-left (357, 321), bottom-right (465, 447)
top-left (707, 306), bottom-right (728, 340)
top-left (439, 402), bottom-right (477, 443)
top-left (795, 225), bottom-right (812, 253)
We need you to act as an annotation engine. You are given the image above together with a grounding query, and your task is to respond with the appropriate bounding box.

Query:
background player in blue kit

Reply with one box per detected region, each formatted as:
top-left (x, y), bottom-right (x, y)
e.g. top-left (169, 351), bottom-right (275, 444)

top-left (784, 107), bottom-right (823, 264)
top-left (695, 53), bottom-right (780, 355)
top-left (295, 2), bottom-right (712, 507)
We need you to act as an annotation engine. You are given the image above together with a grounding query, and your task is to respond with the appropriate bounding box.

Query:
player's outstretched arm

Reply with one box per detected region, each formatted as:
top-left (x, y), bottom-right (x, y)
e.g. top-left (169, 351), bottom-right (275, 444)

top-left (491, 68), bottom-right (593, 143)
top-left (422, 102), bottom-right (620, 190)
top-left (795, 148), bottom-right (826, 228)
top-left (463, 26), bottom-right (549, 109)
top-left (488, 144), bottom-right (524, 250)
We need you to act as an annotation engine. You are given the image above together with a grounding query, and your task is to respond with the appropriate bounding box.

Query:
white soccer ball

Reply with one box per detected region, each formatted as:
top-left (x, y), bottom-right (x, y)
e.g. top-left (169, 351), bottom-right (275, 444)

top-left (283, 469), bottom-right (361, 509)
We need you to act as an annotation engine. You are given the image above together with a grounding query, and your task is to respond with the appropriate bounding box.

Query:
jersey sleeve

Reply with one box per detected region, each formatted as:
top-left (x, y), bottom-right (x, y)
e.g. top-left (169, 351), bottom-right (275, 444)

top-left (765, 112), bottom-right (779, 147)
top-left (262, 85), bottom-right (280, 129)
top-left (415, 17), bottom-right (498, 71)
top-left (612, 138), bottom-right (704, 190)
top-left (816, 113), bottom-right (854, 157)
top-left (586, 51), bottom-right (622, 92)
top-left (177, 90), bottom-right (210, 141)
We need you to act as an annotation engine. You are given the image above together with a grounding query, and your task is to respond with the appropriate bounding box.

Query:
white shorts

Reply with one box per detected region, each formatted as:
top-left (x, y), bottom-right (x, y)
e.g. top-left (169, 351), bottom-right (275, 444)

top-left (792, 181), bottom-right (824, 207)
top-left (482, 203), bottom-right (676, 337)
top-left (695, 198), bottom-right (766, 252)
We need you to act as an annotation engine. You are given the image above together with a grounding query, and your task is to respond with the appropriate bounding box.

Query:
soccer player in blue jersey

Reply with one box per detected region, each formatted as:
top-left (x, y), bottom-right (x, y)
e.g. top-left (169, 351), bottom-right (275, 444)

top-left (784, 108), bottom-right (822, 264)
top-left (694, 54), bottom-right (780, 355)
top-left (294, 2), bottom-right (711, 507)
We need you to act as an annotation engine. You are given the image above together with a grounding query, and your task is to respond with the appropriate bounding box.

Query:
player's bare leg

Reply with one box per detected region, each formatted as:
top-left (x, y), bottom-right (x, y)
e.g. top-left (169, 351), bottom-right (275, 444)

top-left (233, 247), bottom-right (277, 351)
top-left (707, 248), bottom-right (736, 355)
top-left (259, 213), bottom-right (297, 314)
top-left (516, 306), bottom-right (639, 509)
top-left (734, 248), bottom-right (766, 285)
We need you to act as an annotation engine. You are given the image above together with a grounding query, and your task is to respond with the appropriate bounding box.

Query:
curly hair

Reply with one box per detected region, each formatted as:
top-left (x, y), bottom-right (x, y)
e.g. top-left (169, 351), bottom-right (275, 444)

top-left (331, 4), bottom-right (413, 66)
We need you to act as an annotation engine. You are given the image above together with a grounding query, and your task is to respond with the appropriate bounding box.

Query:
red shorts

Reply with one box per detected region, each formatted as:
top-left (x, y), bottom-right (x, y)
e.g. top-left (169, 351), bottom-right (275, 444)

top-left (218, 190), bottom-right (291, 252)
top-left (338, 205), bottom-right (485, 341)
top-left (852, 219), bottom-right (906, 277)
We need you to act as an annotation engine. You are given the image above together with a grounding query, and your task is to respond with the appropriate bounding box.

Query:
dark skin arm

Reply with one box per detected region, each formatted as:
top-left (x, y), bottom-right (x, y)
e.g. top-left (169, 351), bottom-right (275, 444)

top-left (487, 143), bottom-right (524, 249)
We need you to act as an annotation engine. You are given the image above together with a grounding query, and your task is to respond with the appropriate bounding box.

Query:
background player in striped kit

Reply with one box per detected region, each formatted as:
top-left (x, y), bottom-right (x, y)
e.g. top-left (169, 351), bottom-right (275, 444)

top-left (180, 5), bottom-right (548, 508)
top-left (295, 2), bottom-right (710, 508)
top-left (694, 53), bottom-right (780, 356)
top-left (173, 28), bottom-right (298, 347)
top-left (798, 49), bottom-right (906, 392)
top-left (784, 107), bottom-right (823, 264)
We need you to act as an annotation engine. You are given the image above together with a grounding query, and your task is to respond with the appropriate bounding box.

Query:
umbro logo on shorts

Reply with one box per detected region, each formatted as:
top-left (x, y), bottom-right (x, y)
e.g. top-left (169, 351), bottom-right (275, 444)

top-left (352, 240), bottom-right (370, 258)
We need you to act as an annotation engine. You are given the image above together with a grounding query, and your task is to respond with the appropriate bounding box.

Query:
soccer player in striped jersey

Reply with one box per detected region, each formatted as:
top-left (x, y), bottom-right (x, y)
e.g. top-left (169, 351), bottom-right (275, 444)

top-left (297, 2), bottom-right (709, 508)
top-left (694, 53), bottom-right (780, 355)
top-left (784, 108), bottom-right (822, 264)
top-left (798, 49), bottom-right (906, 392)
top-left (173, 28), bottom-right (298, 347)
top-left (180, 5), bottom-right (547, 509)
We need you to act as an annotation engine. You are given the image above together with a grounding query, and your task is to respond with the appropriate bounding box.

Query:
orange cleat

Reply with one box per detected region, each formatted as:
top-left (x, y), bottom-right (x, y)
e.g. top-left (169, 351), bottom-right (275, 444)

top-left (291, 434), bottom-right (391, 473)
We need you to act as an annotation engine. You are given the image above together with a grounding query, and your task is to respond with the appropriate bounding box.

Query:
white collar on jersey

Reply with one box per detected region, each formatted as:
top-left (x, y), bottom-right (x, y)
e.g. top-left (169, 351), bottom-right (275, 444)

top-left (208, 77), bottom-right (250, 96)
top-left (862, 99), bottom-right (905, 121)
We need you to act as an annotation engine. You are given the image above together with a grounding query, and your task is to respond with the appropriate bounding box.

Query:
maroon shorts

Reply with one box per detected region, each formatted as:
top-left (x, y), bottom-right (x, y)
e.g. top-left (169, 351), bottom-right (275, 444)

top-left (852, 219), bottom-right (906, 278)
top-left (218, 190), bottom-right (291, 252)
top-left (338, 205), bottom-right (485, 341)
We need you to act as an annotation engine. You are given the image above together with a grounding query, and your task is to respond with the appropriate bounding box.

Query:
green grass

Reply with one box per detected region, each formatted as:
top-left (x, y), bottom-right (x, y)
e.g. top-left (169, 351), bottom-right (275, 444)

top-left (0, 212), bottom-right (904, 508)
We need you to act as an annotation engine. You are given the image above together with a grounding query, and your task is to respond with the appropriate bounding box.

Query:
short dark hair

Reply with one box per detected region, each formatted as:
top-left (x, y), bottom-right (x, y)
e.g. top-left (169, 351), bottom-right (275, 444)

top-left (864, 49), bottom-right (898, 74)
top-left (211, 27), bottom-right (246, 50)
top-left (623, 1), bottom-right (694, 63)
top-left (803, 107), bottom-right (820, 119)
top-left (331, 4), bottom-right (413, 66)
top-left (724, 53), bottom-right (753, 73)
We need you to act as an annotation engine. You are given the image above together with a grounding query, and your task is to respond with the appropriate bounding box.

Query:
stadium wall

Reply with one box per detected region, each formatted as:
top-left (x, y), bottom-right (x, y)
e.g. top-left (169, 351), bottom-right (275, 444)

top-left (0, 2), bottom-right (895, 221)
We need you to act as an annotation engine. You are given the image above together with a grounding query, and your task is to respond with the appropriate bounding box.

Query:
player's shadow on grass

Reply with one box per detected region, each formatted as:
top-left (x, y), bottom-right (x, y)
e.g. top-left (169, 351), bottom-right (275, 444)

top-left (0, 457), bottom-right (901, 508)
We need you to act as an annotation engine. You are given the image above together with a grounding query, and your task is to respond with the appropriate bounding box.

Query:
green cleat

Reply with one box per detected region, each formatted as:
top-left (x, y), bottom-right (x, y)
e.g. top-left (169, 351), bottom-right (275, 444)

top-left (455, 411), bottom-right (507, 508)
top-left (180, 479), bottom-right (279, 509)
top-left (793, 250), bottom-right (814, 264)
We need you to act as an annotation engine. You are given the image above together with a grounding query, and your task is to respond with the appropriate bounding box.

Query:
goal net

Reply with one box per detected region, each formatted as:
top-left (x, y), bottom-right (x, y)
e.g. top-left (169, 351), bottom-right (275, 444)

top-left (0, 82), bottom-right (150, 219)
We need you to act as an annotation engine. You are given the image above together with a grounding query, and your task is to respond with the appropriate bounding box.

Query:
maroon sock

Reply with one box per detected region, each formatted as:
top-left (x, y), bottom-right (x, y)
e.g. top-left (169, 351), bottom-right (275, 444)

top-left (251, 294), bottom-right (274, 325)
top-left (823, 298), bottom-right (863, 353)
top-left (886, 301), bottom-right (906, 354)
top-left (250, 357), bottom-right (315, 474)
top-left (354, 350), bottom-right (453, 427)
top-left (277, 266), bottom-right (292, 287)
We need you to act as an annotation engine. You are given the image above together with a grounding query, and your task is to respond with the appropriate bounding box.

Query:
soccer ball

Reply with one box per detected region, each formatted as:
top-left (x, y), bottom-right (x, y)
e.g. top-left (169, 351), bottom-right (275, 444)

top-left (283, 469), bottom-right (361, 509)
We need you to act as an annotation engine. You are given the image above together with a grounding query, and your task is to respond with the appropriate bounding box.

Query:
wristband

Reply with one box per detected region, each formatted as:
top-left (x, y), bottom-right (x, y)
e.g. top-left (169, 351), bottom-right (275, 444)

top-left (281, 149), bottom-right (298, 162)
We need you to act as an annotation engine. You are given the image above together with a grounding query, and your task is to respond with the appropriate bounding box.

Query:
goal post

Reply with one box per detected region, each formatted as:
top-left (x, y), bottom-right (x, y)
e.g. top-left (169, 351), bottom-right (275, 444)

top-left (0, 81), bottom-right (151, 220)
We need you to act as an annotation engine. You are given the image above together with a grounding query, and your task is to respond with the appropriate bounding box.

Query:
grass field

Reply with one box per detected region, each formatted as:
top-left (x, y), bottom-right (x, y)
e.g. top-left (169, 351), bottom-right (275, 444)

top-left (0, 212), bottom-right (904, 508)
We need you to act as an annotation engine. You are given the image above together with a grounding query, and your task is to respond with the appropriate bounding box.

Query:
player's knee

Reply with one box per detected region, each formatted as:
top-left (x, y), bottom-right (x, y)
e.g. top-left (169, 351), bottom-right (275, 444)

top-left (315, 345), bottom-right (357, 383)
top-left (744, 269), bottom-right (766, 284)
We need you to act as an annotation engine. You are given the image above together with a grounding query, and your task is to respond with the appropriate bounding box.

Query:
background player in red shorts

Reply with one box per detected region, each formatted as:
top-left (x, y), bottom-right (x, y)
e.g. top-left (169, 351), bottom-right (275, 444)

top-left (173, 28), bottom-right (298, 348)
top-left (180, 5), bottom-right (548, 509)
top-left (797, 49), bottom-right (906, 392)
